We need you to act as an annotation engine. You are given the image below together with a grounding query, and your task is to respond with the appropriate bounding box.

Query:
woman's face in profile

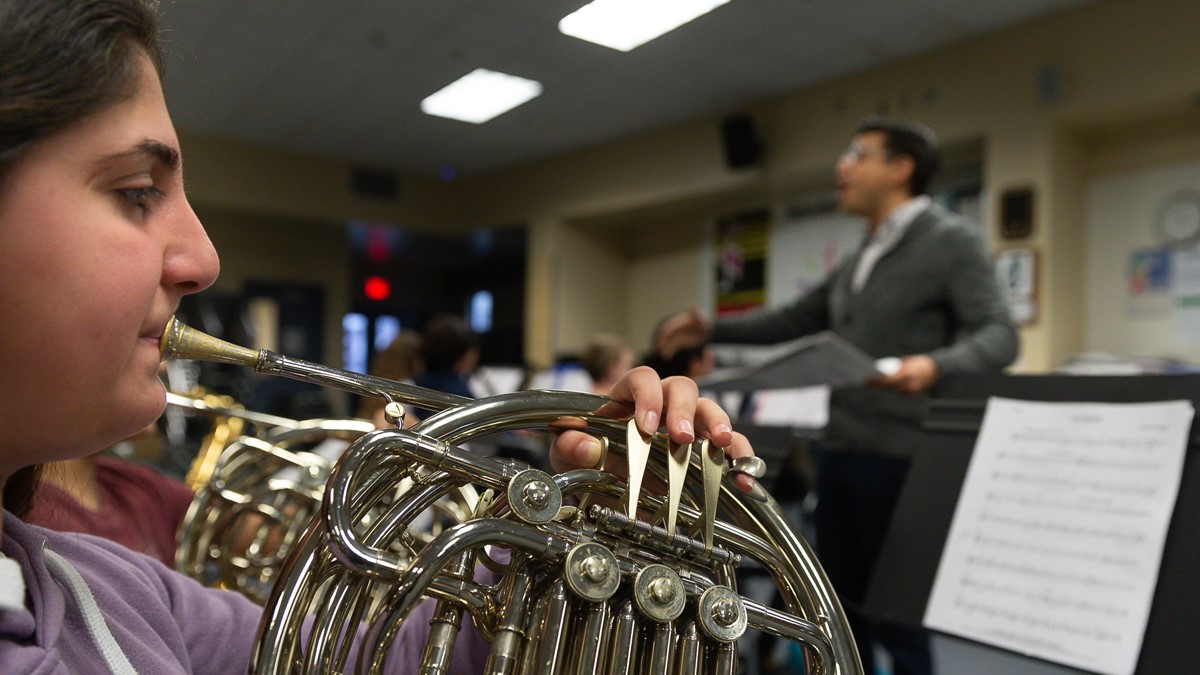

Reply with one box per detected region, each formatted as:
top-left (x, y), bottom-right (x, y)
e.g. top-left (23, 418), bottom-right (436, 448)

top-left (0, 52), bottom-right (219, 471)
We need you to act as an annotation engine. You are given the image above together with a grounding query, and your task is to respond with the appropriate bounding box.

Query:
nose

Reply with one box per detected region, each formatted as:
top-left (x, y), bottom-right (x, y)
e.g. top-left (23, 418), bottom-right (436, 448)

top-left (162, 196), bottom-right (220, 296)
top-left (834, 159), bottom-right (850, 183)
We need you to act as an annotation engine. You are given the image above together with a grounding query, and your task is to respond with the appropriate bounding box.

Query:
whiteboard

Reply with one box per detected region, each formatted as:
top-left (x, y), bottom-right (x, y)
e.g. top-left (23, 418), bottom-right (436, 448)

top-left (767, 207), bottom-right (863, 307)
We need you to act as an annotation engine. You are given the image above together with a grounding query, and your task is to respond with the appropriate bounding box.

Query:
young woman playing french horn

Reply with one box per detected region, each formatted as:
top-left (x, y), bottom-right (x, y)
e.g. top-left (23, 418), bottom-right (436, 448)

top-left (0, 1), bottom-right (757, 671)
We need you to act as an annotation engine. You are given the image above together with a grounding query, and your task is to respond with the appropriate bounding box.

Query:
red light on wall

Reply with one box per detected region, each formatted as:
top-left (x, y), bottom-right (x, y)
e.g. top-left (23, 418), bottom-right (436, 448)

top-left (363, 276), bottom-right (391, 301)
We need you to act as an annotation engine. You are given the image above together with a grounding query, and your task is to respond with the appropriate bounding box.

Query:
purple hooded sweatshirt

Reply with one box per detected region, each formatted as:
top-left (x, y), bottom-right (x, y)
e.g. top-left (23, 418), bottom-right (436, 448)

top-left (0, 514), bottom-right (488, 673)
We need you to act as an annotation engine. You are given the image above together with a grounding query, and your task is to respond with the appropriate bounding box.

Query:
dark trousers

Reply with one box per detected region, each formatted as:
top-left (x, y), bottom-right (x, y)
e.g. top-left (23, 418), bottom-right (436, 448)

top-left (815, 450), bottom-right (932, 675)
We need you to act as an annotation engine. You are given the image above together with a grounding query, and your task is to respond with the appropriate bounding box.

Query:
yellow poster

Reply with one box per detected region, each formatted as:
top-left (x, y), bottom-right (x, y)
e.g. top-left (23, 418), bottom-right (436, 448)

top-left (715, 209), bottom-right (769, 316)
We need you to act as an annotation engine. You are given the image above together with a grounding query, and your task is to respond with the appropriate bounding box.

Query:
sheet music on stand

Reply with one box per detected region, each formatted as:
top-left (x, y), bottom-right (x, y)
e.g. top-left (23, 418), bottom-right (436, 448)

top-left (697, 331), bottom-right (895, 393)
top-left (923, 397), bottom-right (1194, 675)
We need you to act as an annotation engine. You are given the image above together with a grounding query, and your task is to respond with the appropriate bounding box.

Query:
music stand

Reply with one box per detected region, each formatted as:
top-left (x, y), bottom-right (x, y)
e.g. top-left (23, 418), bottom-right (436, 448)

top-left (865, 374), bottom-right (1200, 674)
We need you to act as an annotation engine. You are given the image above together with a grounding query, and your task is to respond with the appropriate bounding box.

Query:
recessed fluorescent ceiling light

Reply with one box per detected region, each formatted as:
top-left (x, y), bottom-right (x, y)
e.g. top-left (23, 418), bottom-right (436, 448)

top-left (420, 69), bottom-right (543, 124)
top-left (559, 0), bottom-right (732, 52)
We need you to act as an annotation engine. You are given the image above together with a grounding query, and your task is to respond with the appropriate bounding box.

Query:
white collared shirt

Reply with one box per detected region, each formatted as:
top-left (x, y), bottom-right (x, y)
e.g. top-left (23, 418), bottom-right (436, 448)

top-left (851, 195), bottom-right (931, 292)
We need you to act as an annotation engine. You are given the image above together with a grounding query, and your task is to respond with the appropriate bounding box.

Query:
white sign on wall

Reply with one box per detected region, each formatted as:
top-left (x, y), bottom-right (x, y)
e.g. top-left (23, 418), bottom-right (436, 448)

top-left (768, 207), bottom-right (862, 307)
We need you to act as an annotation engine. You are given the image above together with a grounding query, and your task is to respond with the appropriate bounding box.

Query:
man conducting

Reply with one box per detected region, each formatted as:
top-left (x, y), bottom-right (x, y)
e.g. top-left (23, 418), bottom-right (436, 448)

top-left (657, 117), bottom-right (1019, 675)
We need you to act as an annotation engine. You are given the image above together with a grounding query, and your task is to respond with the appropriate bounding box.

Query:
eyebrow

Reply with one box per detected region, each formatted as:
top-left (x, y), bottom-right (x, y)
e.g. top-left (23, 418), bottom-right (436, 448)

top-left (99, 139), bottom-right (180, 170)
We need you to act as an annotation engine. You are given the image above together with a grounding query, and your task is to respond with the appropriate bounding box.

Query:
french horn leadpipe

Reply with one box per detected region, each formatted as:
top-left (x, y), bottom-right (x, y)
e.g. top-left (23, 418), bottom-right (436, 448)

top-left (160, 316), bottom-right (863, 675)
top-left (160, 315), bottom-right (468, 414)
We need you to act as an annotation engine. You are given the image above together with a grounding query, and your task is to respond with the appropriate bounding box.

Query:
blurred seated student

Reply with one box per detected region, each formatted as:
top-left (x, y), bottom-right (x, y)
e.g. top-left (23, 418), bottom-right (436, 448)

top-left (270, 330), bottom-right (426, 485)
top-left (412, 314), bottom-right (479, 402)
top-left (356, 329), bottom-right (424, 429)
top-left (281, 329), bottom-right (426, 481)
top-left (0, 3), bottom-right (756, 671)
top-left (642, 336), bottom-right (716, 380)
top-left (581, 333), bottom-right (634, 395)
top-left (25, 423), bottom-right (192, 568)
top-left (219, 334), bottom-right (429, 567)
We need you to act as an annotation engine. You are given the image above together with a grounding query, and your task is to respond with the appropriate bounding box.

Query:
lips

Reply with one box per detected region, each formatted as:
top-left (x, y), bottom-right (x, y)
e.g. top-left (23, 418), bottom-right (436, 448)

top-left (141, 307), bottom-right (178, 339)
top-left (138, 316), bottom-right (171, 345)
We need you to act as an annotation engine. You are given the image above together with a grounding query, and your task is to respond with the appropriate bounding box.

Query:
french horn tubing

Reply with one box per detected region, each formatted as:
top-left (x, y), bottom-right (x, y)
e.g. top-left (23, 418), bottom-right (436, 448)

top-left (161, 316), bottom-right (862, 674)
top-left (164, 390), bottom-right (300, 491)
top-left (171, 398), bottom-right (480, 603)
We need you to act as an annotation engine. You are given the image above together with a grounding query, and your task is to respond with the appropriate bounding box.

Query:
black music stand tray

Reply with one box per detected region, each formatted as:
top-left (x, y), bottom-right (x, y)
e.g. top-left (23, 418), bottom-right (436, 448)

top-left (864, 374), bottom-right (1200, 674)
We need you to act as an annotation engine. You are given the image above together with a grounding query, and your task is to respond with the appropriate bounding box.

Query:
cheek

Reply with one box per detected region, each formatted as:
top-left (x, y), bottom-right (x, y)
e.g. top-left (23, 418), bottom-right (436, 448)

top-left (0, 151), bottom-right (167, 457)
top-left (36, 241), bottom-right (160, 366)
top-left (0, 236), bottom-right (164, 455)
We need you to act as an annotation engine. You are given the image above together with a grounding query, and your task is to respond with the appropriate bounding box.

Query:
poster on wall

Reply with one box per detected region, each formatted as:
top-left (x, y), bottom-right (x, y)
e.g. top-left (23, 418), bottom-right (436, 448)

top-left (1126, 248), bottom-right (1172, 318)
top-left (714, 209), bottom-right (769, 317)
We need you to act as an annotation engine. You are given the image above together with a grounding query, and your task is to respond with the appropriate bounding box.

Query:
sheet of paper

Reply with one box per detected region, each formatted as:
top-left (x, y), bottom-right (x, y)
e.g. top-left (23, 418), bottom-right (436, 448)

top-left (743, 386), bottom-right (830, 428)
top-left (924, 397), bottom-right (1194, 675)
top-left (699, 331), bottom-right (883, 392)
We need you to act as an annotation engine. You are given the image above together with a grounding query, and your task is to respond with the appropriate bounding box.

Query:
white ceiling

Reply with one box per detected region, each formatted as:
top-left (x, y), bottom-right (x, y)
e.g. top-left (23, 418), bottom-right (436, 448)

top-left (159, 0), bottom-right (1093, 178)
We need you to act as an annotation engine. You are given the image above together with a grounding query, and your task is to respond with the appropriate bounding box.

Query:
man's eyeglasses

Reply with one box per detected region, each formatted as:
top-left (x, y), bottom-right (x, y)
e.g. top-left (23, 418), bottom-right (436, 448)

top-left (839, 146), bottom-right (891, 164)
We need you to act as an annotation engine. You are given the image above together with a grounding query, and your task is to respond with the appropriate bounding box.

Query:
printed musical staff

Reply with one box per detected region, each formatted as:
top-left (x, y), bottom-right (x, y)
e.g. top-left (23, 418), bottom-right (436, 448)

top-left (924, 397), bottom-right (1193, 675)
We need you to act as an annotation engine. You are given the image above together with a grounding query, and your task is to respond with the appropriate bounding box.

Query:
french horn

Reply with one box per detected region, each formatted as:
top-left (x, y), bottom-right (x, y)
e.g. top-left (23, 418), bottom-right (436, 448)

top-left (161, 316), bottom-right (862, 674)
top-left (172, 397), bottom-right (480, 603)
top-left (172, 413), bottom-right (371, 601)
top-left (165, 389), bottom-right (303, 491)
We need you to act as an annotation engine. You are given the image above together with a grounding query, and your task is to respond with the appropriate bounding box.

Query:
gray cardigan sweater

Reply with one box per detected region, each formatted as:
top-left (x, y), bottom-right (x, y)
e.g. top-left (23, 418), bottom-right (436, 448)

top-left (712, 203), bottom-right (1019, 458)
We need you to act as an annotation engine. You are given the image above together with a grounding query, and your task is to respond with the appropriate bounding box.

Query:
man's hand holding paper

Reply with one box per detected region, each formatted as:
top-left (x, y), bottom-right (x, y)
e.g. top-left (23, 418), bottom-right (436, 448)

top-left (868, 354), bottom-right (939, 394)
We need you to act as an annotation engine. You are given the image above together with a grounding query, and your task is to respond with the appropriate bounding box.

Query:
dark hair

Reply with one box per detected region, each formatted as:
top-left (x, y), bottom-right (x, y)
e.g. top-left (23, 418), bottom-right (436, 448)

top-left (853, 116), bottom-right (941, 196)
top-left (0, 0), bottom-right (163, 183)
top-left (421, 314), bottom-right (480, 372)
top-left (643, 343), bottom-right (708, 379)
top-left (0, 0), bottom-right (162, 515)
top-left (3, 466), bottom-right (43, 517)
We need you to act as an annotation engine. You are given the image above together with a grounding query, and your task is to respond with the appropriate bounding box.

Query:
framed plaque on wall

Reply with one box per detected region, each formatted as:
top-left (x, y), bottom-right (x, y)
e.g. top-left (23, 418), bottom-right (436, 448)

top-left (994, 248), bottom-right (1037, 325)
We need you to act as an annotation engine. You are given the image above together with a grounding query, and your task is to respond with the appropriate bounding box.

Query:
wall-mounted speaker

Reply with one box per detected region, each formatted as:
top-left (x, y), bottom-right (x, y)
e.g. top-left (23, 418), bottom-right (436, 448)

top-left (720, 114), bottom-right (762, 169)
top-left (1000, 187), bottom-right (1034, 240)
top-left (350, 166), bottom-right (399, 200)
top-left (1036, 64), bottom-right (1063, 105)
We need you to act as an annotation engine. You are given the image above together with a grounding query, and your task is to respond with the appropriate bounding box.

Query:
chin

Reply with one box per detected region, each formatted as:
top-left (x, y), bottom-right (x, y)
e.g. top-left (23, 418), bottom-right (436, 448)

top-left (118, 380), bottom-right (168, 436)
top-left (143, 379), bottom-right (168, 414)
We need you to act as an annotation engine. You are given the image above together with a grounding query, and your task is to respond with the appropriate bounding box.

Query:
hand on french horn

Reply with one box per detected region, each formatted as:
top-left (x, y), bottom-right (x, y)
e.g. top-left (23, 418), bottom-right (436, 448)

top-left (547, 365), bottom-right (758, 493)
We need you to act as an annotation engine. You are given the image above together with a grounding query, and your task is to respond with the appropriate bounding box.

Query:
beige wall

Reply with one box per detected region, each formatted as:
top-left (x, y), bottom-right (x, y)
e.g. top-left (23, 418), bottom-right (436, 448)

top-left (178, 130), bottom-right (464, 370)
top-left (455, 0), bottom-right (1200, 369)
top-left (198, 206), bottom-right (349, 372)
top-left (181, 132), bottom-right (462, 232)
top-left (1084, 156), bottom-right (1200, 360)
top-left (525, 217), bottom-right (630, 368)
top-left (179, 0), bottom-right (1200, 371)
